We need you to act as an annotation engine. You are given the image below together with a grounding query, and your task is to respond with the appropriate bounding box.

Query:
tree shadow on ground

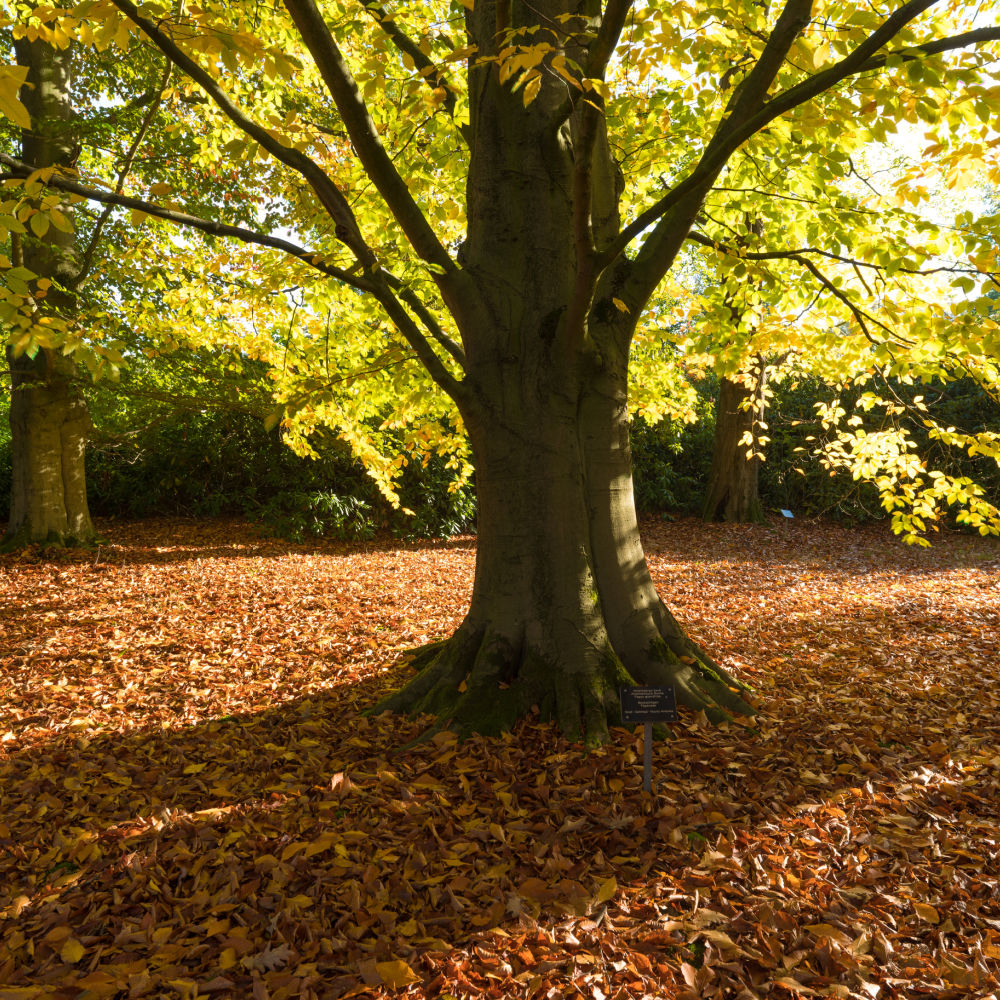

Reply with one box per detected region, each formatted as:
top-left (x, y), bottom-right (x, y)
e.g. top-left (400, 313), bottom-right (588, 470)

top-left (2, 516), bottom-right (998, 996)
top-left (3, 623), bottom-right (998, 997)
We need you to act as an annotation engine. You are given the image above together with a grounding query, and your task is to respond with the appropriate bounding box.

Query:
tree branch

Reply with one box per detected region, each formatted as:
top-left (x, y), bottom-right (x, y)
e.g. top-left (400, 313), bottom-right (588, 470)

top-left (606, 1), bottom-right (997, 272)
top-left (685, 229), bottom-right (999, 281)
top-left (587, 0), bottom-right (635, 80)
top-left (384, 272), bottom-right (466, 366)
top-left (0, 152), bottom-right (377, 293)
top-left (2, 152), bottom-right (470, 395)
top-left (685, 230), bottom-right (906, 348)
top-left (852, 25), bottom-right (1000, 75)
top-left (604, 0), bottom-right (817, 271)
top-left (561, 0), bottom-right (636, 345)
top-left (360, 0), bottom-right (468, 141)
top-left (109, 0), bottom-right (376, 269)
top-left (368, 275), bottom-right (468, 405)
top-left (550, 0), bottom-right (634, 131)
top-left (283, 0), bottom-right (457, 279)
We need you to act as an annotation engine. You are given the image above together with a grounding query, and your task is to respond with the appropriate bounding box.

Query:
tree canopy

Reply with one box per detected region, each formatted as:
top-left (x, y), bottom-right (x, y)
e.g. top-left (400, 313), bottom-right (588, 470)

top-left (3, 0), bottom-right (998, 533)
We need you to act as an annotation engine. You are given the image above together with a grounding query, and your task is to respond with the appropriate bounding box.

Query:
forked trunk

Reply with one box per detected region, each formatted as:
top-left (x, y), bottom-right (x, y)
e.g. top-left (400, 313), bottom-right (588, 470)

top-left (702, 364), bottom-right (767, 523)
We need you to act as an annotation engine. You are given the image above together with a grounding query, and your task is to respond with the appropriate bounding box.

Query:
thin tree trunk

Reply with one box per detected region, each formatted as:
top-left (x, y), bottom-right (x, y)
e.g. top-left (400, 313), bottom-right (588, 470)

top-left (702, 361), bottom-right (767, 523)
top-left (4, 38), bottom-right (94, 547)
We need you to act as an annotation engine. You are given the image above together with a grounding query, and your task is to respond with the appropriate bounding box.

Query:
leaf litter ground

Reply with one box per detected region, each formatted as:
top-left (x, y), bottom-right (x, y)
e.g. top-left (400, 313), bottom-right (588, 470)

top-left (1, 517), bottom-right (999, 1000)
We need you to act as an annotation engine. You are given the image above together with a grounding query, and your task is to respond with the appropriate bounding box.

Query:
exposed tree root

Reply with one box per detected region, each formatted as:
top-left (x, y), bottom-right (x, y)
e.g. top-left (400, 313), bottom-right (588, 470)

top-left (374, 611), bottom-right (755, 743)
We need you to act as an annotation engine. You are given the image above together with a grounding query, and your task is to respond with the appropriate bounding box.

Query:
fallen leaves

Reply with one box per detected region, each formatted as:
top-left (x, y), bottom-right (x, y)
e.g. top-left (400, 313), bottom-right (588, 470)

top-left (1, 516), bottom-right (999, 999)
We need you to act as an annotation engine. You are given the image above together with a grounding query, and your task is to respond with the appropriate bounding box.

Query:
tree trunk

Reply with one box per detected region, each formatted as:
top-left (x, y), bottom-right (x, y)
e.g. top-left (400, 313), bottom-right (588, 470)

top-left (375, 0), bottom-right (754, 741)
top-left (378, 349), bottom-right (753, 744)
top-left (4, 38), bottom-right (94, 547)
top-left (5, 347), bottom-right (93, 547)
top-left (702, 363), bottom-right (767, 524)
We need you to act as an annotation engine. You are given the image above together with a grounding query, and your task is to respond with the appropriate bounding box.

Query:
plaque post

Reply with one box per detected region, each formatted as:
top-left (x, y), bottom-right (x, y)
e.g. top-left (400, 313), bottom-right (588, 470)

top-left (643, 721), bottom-right (653, 792)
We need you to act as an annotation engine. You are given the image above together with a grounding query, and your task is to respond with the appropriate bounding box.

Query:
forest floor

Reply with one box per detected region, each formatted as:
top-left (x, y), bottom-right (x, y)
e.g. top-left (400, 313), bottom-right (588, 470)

top-left (1, 517), bottom-right (999, 1000)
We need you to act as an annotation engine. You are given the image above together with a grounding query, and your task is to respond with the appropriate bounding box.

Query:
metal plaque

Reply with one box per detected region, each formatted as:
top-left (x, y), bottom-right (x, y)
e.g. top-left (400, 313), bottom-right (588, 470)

top-left (620, 685), bottom-right (678, 724)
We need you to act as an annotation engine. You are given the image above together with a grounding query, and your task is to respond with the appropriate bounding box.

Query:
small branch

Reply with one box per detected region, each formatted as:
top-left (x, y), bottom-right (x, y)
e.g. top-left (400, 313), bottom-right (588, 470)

top-left (109, 0), bottom-right (375, 268)
top-left (685, 229), bottom-right (913, 347)
top-left (75, 54), bottom-right (174, 288)
top-left (685, 229), bottom-right (999, 280)
top-left (368, 274), bottom-right (468, 405)
top-left (791, 254), bottom-right (899, 347)
top-left (360, 0), bottom-right (467, 141)
top-left (384, 272), bottom-right (466, 365)
top-left (856, 25), bottom-right (1000, 74)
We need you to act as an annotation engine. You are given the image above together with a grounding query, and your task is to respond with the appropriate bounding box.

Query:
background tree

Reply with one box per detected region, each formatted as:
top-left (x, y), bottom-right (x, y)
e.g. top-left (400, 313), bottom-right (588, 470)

top-left (2, 37), bottom-right (95, 547)
top-left (4, 0), bottom-right (999, 740)
top-left (702, 357), bottom-right (768, 523)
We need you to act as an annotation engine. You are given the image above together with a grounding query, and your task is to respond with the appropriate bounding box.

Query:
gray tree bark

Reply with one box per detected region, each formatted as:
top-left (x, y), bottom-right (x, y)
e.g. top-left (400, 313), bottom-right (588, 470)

top-left (4, 38), bottom-right (94, 548)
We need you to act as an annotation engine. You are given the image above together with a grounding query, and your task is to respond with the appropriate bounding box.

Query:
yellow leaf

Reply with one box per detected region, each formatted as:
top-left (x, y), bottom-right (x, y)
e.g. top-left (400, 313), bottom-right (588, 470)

top-left (49, 208), bottom-right (72, 233)
top-left (523, 73), bottom-right (542, 106)
top-left (149, 182), bottom-right (172, 196)
top-left (0, 66), bottom-right (31, 130)
top-left (593, 876), bottom-right (617, 905)
top-left (60, 938), bottom-right (85, 964)
top-left (612, 297), bottom-right (630, 313)
top-left (375, 959), bottom-right (421, 988)
top-left (130, 208), bottom-right (147, 227)
top-left (914, 902), bottom-right (940, 924)
top-left (804, 923), bottom-right (852, 944)
top-left (424, 86), bottom-right (447, 109)
top-left (305, 833), bottom-right (337, 858)
top-left (167, 980), bottom-right (198, 1000)
top-left (183, 762), bottom-right (206, 774)
top-left (281, 841), bottom-right (307, 861)
top-left (219, 947), bottom-right (238, 970)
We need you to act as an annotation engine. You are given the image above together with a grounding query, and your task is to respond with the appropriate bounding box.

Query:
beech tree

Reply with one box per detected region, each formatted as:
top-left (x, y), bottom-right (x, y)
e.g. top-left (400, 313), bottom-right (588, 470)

top-left (3, 0), bottom-right (1000, 740)
top-left (1, 17), bottom-right (287, 545)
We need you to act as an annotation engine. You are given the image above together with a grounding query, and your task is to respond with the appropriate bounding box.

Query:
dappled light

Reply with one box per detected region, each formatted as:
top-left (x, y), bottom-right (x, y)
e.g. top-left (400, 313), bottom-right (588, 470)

top-left (2, 518), bottom-right (998, 998)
